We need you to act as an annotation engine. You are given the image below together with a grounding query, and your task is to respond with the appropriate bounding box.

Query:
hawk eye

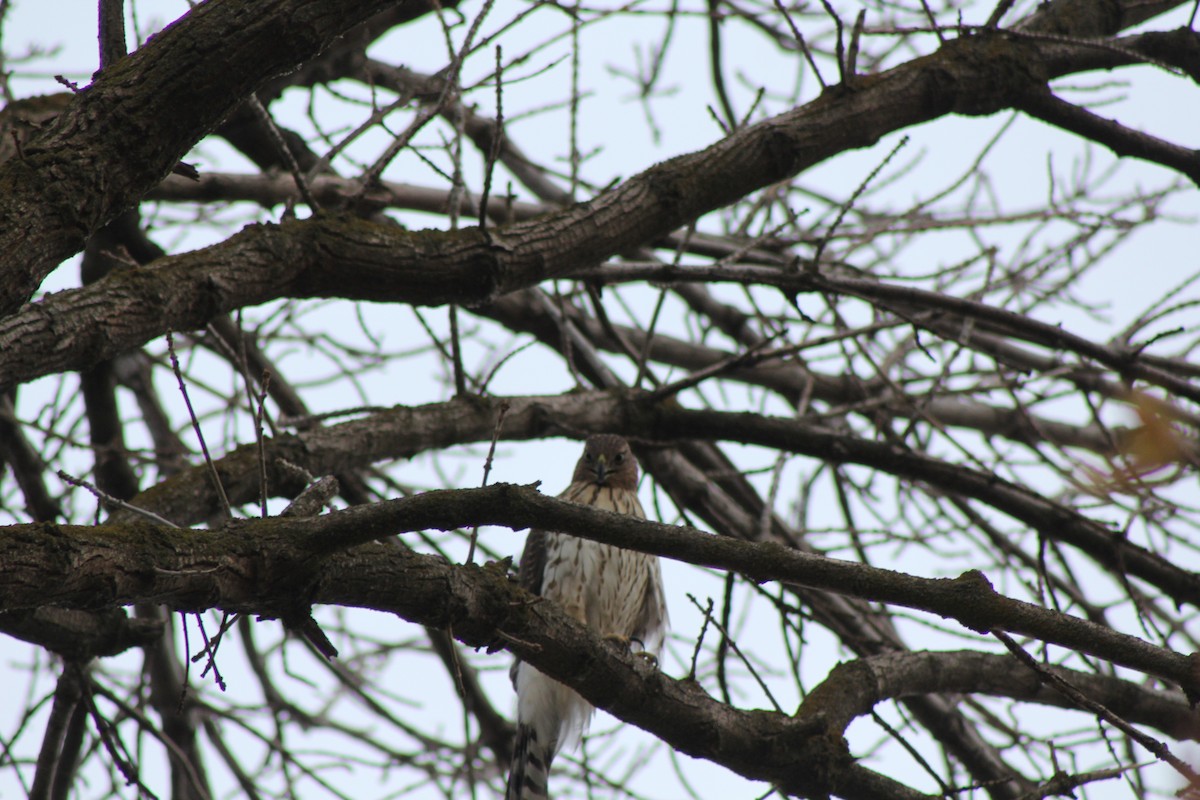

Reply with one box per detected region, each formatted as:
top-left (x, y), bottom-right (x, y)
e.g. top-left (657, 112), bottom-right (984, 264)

top-left (584, 451), bottom-right (594, 462)
top-left (614, 453), bottom-right (625, 464)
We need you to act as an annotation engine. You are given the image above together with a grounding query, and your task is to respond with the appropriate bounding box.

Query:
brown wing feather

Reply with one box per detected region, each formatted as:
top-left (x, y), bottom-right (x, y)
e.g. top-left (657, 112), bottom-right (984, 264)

top-left (518, 528), bottom-right (548, 597)
top-left (511, 527), bottom-right (548, 689)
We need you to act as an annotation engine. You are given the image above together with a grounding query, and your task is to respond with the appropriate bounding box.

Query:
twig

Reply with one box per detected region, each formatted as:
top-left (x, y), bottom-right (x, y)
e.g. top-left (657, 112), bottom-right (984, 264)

top-left (255, 371), bottom-right (271, 519)
top-left (354, 0), bottom-right (497, 198)
top-left (993, 629), bottom-right (1200, 787)
top-left (82, 677), bottom-right (164, 800)
top-left (478, 45), bottom-right (505, 230)
top-left (918, 0), bottom-right (944, 43)
top-left (466, 401), bottom-right (510, 565)
top-left (646, 330), bottom-right (785, 401)
top-left (985, 0), bottom-right (1016, 28)
top-left (449, 305), bottom-right (467, 397)
top-left (773, 0), bottom-right (826, 89)
top-left (246, 95), bottom-right (319, 212)
top-left (811, 134), bottom-right (909, 266)
top-left (585, 282), bottom-right (660, 386)
top-left (817, 0), bottom-right (847, 85)
top-left (569, 0), bottom-right (582, 198)
top-left (56, 470), bottom-right (177, 527)
top-left (846, 10), bottom-right (866, 84)
top-left (707, 0), bottom-right (737, 130)
top-left (686, 592), bottom-right (784, 713)
top-left (686, 596), bottom-right (715, 683)
top-left (89, 679), bottom-right (212, 800)
top-left (166, 331), bottom-right (233, 519)
top-left (189, 613), bottom-right (229, 692)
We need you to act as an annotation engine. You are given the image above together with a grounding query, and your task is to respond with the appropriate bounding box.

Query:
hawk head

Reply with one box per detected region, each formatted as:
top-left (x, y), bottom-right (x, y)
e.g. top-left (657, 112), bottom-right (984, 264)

top-left (572, 434), bottom-right (638, 490)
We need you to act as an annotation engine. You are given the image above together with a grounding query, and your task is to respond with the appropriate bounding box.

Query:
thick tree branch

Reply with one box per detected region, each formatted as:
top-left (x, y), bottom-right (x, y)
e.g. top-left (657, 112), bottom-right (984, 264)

top-left (3, 486), bottom-right (1197, 796)
top-left (0, 607), bottom-right (162, 658)
top-left (0, 509), bottom-right (894, 799)
top-left (146, 172), bottom-right (549, 219)
top-left (4, 490), bottom-right (1196, 797)
top-left (1017, 87), bottom-right (1200, 184)
top-left (2, 485), bottom-right (1195, 698)
top-left (0, 0), bottom-right (407, 315)
top-left (0, 26), bottom-right (1132, 389)
top-left (1034, 27), bottom-right (1200, 81)
top-left (107, 391), bottom-right (1200, 613)
top-left (0, 394), bottom-right (62, 521)
top-left (6, 217), bottom-right (1198, 411)
top-left (803, 649), bottom-right (1199, 743)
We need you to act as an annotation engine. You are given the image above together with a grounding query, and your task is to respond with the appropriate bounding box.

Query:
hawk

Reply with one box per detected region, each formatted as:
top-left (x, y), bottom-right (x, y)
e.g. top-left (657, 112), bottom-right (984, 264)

top-left (505, 434), bottom-right (668, 800)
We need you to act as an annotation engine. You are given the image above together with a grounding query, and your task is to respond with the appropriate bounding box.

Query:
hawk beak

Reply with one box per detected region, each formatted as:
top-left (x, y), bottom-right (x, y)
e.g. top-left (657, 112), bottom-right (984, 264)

top-left (593, 455), bottom-right (609, 484)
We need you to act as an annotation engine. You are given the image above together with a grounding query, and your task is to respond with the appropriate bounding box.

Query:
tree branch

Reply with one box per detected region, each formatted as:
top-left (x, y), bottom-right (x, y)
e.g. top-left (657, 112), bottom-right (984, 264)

top-left (1, 487), bottom-right (1195, 795)
top-left (0, 0), bottom-right (412, 315)
top-left (1016, 87), bottom-right (1200, 185)
top-left (104, 391), bottom-right (1200, 613)
top-left (2, 484), bottom-right (1195, 698)
top-left (1, 22), bottom-right (1151, 384)
top-left (804, 649), bottom-right (1199, 743)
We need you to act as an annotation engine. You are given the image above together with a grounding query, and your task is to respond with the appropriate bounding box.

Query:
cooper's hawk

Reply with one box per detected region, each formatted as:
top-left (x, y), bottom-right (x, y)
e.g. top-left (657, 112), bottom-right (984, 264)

top-left (505, 434), bottom-right (668, 800)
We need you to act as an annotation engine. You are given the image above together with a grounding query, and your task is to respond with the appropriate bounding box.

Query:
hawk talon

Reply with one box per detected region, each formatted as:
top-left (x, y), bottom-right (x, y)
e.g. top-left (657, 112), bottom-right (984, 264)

top-left (634, 650), bottom-right (659, 669)
top-left (604, 633), bottom-right (659, 668)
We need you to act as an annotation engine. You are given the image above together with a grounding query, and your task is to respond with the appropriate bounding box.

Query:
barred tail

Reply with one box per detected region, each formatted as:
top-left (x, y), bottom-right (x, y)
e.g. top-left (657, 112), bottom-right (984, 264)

top-left (506, 723), bottom-right (554, 800)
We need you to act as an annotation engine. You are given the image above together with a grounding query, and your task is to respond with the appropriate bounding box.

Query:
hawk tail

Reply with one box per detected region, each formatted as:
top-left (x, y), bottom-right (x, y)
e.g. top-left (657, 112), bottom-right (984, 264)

top-left (505, 723), bottom-right (554, 800)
